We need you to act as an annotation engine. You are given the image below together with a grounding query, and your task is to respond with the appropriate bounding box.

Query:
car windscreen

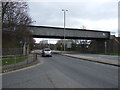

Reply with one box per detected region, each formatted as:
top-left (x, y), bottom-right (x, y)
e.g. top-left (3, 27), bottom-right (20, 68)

top-left (44, 49), bottom-right (50, 51)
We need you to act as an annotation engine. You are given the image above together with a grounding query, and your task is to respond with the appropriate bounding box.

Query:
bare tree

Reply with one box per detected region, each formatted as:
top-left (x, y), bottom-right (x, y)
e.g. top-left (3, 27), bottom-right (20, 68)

top-left (2, 2), bottom-right (33, 49)
top-left (2, 2), bottom-right (32, 29)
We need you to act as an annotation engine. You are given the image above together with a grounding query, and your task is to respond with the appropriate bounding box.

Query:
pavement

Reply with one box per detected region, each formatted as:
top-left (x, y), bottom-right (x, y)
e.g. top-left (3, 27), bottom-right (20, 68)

top-left (2, 54), bottom-right (118, 88)
top-left (61, 53), bottom-right (119, 66)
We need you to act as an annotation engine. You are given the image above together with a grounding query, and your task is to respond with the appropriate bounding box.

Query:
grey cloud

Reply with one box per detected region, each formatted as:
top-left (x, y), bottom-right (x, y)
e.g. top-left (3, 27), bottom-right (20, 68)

top-left (28, 2), bottom-right (117, 27)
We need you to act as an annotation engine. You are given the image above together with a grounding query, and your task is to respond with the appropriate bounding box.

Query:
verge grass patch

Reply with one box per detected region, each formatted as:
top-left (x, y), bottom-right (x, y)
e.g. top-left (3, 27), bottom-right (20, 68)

top-left (2, 56), bottom-right (27, 66)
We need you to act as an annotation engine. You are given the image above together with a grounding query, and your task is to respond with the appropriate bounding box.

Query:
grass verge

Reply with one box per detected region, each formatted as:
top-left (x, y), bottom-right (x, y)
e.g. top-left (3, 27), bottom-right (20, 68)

top-left (2, 56), bottom-right (27, 66)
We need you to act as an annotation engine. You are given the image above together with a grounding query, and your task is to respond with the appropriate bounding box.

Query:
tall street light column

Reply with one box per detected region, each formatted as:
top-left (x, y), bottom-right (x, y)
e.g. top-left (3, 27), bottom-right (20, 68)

top-left (62, 9), bottom-right (68, 52)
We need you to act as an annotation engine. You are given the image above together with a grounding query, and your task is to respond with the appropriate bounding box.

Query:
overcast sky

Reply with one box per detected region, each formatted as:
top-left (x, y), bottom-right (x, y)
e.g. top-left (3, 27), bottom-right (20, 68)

top-left (28, 0), bottom-right (118, 43)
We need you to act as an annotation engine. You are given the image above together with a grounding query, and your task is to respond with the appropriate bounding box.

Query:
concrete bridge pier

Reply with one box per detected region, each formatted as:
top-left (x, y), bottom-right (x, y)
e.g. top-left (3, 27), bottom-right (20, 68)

top-left (88, 40), bottom-right (107, 54)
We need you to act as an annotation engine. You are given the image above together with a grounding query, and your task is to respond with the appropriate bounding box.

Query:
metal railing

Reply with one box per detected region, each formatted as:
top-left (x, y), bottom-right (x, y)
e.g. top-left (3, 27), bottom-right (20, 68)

top-left (1, 48), bottom-right (38, 73)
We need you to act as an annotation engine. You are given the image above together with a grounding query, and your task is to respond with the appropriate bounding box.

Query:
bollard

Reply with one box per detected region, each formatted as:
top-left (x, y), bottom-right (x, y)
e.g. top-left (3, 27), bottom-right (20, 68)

top-left (32, 53), bottom-right (37, 62)
top-left (32, 54), bottom-right (34, 61)
top-left (35, 53), bottom-right (37, 61)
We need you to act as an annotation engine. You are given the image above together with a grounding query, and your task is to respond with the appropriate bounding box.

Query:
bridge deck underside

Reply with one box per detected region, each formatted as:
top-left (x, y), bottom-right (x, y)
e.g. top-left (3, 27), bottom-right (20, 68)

top-left (33, 35), bottom-right (109, 40)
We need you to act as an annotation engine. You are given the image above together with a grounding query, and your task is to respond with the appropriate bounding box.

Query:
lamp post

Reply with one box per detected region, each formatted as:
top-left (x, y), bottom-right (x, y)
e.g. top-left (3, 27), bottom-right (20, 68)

top-left (62, 9), bottom-right (68, 52)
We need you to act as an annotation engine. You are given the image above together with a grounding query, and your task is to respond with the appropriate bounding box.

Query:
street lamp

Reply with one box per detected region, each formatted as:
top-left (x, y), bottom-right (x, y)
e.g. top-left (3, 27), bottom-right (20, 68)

top-left (62, 9), bottom-right (68, 52)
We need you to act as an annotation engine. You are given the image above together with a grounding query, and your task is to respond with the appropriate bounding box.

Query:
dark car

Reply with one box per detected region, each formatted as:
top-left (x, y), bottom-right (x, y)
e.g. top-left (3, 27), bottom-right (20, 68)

top-left (42, 48), bottom-right (52, 57)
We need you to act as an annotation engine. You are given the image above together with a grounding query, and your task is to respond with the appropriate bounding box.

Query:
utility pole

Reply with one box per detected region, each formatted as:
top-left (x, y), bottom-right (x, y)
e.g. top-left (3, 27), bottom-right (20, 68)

top-left (62, 9), bottom-right (68, 52)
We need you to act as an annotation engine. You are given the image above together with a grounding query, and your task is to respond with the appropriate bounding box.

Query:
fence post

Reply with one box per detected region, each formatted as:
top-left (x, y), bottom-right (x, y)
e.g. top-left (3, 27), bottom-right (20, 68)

top-left (26, 55), bottom-right (28, 64)
top-left (14, 55), bottom-right (16, 69)
top-left (32, 54), bottom-right (34, 61)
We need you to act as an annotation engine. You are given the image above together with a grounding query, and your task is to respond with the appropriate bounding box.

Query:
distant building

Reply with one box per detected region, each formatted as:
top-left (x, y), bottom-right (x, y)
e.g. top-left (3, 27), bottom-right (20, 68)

top-left (39, 40), bottom-right (48, 44)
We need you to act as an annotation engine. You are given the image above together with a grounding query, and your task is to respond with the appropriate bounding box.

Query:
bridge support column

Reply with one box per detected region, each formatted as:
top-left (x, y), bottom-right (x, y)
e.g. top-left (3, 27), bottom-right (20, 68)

top-left (88, 40), bottom-right (107, 53)
top-left (104, 41), bottom-right (107, 54)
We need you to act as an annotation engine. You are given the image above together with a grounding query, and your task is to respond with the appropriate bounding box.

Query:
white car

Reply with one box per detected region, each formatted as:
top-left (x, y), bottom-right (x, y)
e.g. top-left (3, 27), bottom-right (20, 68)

top-left (42, 48), bottom-right (52, 57)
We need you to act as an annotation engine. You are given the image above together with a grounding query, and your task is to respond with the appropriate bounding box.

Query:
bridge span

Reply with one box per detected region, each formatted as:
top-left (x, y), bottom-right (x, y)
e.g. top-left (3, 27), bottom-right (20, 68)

top-left (28, 25), bottom-right (110, 40)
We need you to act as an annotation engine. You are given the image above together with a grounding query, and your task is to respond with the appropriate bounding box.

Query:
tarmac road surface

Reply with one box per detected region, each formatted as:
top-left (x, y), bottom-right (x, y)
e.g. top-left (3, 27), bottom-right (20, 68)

top-left (2, 54), bottom-right (118, 88)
